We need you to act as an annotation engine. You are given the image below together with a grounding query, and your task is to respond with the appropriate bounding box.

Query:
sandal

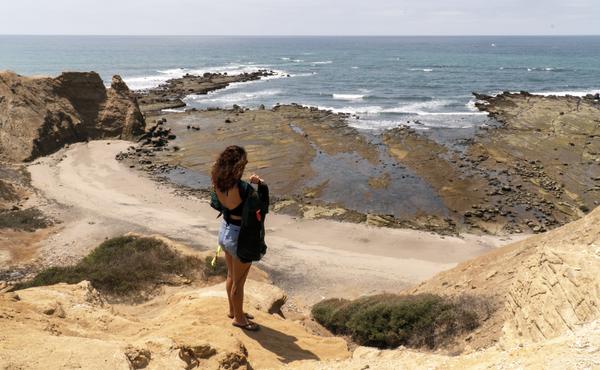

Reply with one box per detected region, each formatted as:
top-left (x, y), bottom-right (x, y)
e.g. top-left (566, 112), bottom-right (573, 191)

top-left (232, 321), bottom-right (260, 331)
top-left (228, 312), bottom-right (254, 320)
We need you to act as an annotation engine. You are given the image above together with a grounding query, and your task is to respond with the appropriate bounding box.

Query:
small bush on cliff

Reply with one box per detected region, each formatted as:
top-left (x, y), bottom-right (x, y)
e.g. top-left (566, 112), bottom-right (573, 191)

top-left (0, 207), bottom-right (52, 231)
top-left (312, 294), bottom-right (484, 349)
top-left (13, 235), bottom-right (219, 299)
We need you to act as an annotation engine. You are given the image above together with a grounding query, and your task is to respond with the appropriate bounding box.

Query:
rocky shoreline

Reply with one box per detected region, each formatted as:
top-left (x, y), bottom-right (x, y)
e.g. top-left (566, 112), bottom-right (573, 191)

top-left (1, 70), bottom-right (599, 238)
top-left (118, 78), bottom-right (600, 236)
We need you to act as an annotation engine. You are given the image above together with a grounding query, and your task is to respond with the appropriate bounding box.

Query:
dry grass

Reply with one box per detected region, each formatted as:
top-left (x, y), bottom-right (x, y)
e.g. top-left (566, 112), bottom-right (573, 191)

top-left (13, 235), bottom-right (226, 301)
top-left (0, 208), bottom-right (52, 231)
top-left (312, 294), bottom-right (490, 350)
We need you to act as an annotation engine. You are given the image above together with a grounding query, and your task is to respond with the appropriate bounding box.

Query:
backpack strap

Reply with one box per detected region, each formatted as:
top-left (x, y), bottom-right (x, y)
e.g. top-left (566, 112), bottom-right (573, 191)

top-left (209, 188), bottom-right (224, 218)
top-left (238, 180), bottom-right (252, 200)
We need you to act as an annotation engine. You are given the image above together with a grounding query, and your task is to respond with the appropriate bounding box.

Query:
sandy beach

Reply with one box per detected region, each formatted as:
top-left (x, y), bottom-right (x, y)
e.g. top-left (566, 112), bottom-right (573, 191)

top-left (27, 140), bottom-right (519, 305)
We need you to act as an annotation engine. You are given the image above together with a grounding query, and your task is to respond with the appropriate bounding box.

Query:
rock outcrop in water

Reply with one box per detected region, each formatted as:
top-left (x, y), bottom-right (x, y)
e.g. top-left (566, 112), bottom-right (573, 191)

top-left (383, 92), bottom-right (600, 234)
top-left (136, 70), bottom-right (277, 113)
top-left (0, 71), bottom-right (145, 162)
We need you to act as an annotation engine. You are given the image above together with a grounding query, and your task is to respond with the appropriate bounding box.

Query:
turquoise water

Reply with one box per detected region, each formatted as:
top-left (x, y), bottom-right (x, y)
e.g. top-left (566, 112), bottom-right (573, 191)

top-left (1, 35), bottom-right (599, 130)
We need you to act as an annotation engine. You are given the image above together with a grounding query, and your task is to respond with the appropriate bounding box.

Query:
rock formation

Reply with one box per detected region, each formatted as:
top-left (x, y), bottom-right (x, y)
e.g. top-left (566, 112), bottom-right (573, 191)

top-left (407, 204), bottom-right (600, 349)
top-left (1, 205), bottom-right (599, 368)
top-left (0, 280), bottom-right (347, 369)
top-left (0, 71), bottom-right (145, 162)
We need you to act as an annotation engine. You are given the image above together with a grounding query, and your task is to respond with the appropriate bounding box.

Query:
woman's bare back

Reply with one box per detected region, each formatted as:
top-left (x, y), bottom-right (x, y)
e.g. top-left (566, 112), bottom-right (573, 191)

top-left (216, 185), bottom-right (243, 219)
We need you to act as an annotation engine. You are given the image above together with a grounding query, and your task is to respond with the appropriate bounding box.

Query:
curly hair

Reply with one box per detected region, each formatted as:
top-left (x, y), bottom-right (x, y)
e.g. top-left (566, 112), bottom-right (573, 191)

top-left (211, 145), bottom-right (248, 192)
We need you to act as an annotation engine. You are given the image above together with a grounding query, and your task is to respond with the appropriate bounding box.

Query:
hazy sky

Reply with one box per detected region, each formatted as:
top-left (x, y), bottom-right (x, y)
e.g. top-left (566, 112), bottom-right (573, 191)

top-left (1, 0), bottom-right (599, 35)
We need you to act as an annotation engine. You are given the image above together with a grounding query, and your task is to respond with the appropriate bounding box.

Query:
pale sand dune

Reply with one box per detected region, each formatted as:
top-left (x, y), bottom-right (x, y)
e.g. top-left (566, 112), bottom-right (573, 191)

top-left (28, 140), bottom-right (521, 305)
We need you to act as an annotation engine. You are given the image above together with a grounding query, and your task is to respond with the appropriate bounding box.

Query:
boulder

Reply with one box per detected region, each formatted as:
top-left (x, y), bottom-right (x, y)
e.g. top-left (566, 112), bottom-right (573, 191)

top-left (0, 71), bottom-right (145, 162)
top-left (189, 280), bottom-right (288, 315)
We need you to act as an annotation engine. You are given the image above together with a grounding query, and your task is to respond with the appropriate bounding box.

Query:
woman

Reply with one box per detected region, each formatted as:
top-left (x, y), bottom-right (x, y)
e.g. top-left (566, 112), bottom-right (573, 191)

top-left (211, 145), bottom-right (268, 331)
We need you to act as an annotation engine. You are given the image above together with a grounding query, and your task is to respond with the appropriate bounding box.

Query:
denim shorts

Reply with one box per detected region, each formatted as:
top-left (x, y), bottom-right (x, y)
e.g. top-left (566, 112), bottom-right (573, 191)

top-left (218, 221), bottom-right (241, 257)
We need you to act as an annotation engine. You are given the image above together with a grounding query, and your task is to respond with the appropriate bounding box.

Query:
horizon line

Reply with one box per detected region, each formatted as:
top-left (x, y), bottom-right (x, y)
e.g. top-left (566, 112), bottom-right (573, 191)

top-left (1, 34), bottom-right (600, 37)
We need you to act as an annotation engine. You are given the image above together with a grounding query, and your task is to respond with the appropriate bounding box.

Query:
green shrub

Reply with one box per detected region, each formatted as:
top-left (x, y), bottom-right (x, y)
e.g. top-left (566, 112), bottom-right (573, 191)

top-left (13, 235), bottom-right (213, 298)
top-left (312, 293), bottom-right (485, 349)
top-left (312, 298), bottom-right (349, 331)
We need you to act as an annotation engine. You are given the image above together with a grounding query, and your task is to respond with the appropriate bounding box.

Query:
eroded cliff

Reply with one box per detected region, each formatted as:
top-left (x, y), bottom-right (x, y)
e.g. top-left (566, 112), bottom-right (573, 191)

top-left (0, 71), bottom-right (144, 161)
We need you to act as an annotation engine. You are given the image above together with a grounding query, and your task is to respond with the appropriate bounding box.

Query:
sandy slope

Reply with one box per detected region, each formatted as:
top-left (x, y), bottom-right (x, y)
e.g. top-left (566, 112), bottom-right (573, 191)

top-left (27, 140), bottom-right (520, 305)
top-left (0, 279), bottom-right (349, 369)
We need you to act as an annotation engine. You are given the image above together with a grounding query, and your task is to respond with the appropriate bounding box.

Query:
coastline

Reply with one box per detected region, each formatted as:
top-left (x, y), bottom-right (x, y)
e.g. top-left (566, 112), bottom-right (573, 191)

top-left (121, 76), bottom-right (600, 237)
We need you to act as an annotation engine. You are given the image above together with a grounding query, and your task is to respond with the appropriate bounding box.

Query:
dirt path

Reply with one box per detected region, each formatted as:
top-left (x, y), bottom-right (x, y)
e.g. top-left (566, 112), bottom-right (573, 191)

top-left (28, 140), bottom-right (522, 305)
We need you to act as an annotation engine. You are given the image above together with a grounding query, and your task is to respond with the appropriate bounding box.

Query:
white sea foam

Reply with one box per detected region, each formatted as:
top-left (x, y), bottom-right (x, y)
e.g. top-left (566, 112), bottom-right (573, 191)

top-left (161, 108), bottom-right (187, 113)
top-left (312, 61), bottom-right (333, 65)
top-left (347, 119), bottom-right (411, 131)
top-left (382, 100), bottom-right (450, 114)
top-left (315, 105), bottom-right (383, 115)
top-left (348, 118), bottom-right (475, 131)
top-left (123, 75), bottom-right (174, 90)
top-left (409, 68), bottom-right (433, 72)
top-left (530, 89), bottom-right (600, 97)
top-left (525, 67), bottom-right (560, 72)
top-left (290, 72), bottom-right (317, 77)
top-left (279, 57), bottom-right (303, 62)
top-left (332, 94), bottom-right (365, 101)
top-left (351, 66), bottom-right (359, 69)
top-left (184, 89), bottom-right (282, 104)
top-left (465, 98), bottom-right (479, 111)
top-left (418, 111), bottom-right (487, 116)
top-left (156, 67), bottom-right (186, 74)
top-left (315, 99), bottom-right (487, 116)
top-left (123, 64), bottom-right (286, 91)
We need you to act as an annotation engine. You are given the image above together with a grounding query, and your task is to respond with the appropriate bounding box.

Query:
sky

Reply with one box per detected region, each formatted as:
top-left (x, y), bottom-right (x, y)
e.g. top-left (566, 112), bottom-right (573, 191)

top-left (1, 0), bottom-right (599, 36)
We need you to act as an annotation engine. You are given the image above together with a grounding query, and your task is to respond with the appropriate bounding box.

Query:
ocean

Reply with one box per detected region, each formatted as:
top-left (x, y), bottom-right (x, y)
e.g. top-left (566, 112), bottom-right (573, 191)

top-left (1, 35), bottom-right (599, 131)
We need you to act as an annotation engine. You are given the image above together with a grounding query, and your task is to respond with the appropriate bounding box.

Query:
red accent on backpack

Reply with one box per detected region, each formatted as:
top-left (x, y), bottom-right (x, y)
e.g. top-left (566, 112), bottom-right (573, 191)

top-left (256, 210), bottom-right (262, 222)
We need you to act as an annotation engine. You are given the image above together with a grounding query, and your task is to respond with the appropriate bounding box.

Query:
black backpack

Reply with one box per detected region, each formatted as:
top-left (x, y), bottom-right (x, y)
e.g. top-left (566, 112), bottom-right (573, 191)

top-left (210, 180), bottom-right (269, 263)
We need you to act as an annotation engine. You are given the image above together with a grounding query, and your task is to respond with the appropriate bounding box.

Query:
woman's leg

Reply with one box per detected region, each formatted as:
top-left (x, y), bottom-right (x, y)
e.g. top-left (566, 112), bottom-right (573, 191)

top-left (224, 251), bottom-right (234, 317)
top-left (231, 257), bottom-right (252, 325)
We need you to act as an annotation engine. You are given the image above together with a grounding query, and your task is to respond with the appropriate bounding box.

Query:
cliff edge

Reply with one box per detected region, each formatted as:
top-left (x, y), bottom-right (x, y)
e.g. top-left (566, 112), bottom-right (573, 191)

top-left (0, 71), bottom-right (145, 162)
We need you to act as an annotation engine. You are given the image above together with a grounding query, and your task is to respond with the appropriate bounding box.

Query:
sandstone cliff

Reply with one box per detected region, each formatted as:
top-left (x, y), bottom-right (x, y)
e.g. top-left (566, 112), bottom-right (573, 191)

top-left (296, 206), bottom-right (600, 369)
top-left (406, 204), bottom-right (600, 350)
top-left (0, 71), bottom-right (144, 162)
top-left (0, 280), bottom-right (348, 369)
